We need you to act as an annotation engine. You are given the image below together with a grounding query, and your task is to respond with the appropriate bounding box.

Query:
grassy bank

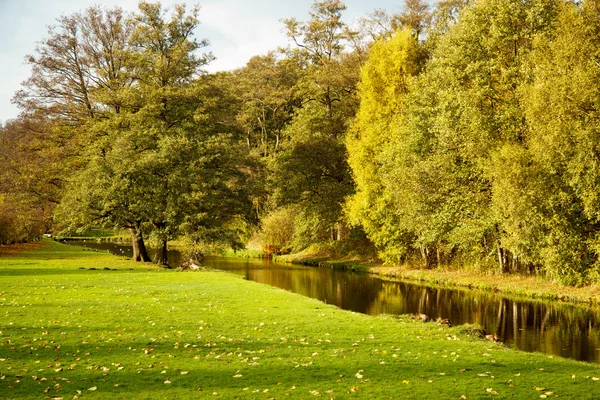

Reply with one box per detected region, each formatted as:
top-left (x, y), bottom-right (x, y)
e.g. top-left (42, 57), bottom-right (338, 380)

top-left (369, 264), bottom-right (600, 306)
top-left (274, 245), bottom-right (600, 306)
top-left (275, 245), bottom-right (374, 273)
top-left (2, 241), bottom-right (600, 399)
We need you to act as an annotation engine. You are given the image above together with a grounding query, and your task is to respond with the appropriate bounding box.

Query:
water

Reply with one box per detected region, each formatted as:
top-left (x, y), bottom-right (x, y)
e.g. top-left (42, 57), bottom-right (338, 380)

top-left (66, 240), bottom-right (600, 364)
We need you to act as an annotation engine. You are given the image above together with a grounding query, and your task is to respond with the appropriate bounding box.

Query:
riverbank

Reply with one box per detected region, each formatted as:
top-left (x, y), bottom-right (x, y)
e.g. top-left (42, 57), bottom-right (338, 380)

top-left (369, 264), bottom-right (600, 306)
top-left (276, 249), bottom-right (600, 306)
top-left (2, 240), bottom-right (600, 399)
top-left (55, 235), bottom-right (600, 306)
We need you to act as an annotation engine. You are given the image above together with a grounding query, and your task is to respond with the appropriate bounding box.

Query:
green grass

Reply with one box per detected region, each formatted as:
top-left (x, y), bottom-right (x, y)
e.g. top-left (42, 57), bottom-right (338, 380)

top-left (1, 240), bottom-right (600, 399)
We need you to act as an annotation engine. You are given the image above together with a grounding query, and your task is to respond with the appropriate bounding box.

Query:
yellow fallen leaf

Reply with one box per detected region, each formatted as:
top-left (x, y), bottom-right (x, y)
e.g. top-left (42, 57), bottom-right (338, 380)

top-left (233, 374), bottom-right (242, 378)
top-left (535, 387), bottom-right (545, 391)
top-left (180, 371), bottom-right (189, 375)
top-left (88, 386), bottom-right (97, 391)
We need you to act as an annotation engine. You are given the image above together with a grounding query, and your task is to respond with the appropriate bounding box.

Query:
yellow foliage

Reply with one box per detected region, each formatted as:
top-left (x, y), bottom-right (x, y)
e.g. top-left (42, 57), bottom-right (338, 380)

top-left (345, 29), bottom-right (422, 232)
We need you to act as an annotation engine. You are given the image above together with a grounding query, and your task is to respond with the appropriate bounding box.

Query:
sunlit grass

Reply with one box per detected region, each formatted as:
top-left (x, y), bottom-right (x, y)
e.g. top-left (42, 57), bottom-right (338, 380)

top-left (1, 240), bottom-right (600, 399)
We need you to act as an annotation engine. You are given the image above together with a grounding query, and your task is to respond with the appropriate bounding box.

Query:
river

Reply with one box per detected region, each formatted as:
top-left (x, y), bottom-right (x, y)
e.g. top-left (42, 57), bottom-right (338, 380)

top-left (65, 240), bottom-right (600, 364)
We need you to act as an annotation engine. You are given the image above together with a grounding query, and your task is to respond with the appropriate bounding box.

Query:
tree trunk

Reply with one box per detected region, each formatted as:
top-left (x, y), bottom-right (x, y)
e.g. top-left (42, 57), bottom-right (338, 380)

top-left (129, 227), bottom-right (151, 262)
top-left (497, 243), bottom-right (508, 273)
top-left (154, 238), bottom-right (169, 266)
top-left (336, 221), bottom-right (344, 241)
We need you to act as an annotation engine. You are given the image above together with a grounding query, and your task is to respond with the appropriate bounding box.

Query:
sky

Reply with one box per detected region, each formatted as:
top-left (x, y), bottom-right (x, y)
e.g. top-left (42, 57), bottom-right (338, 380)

top-left (0, 0), bottom-right (407, 123)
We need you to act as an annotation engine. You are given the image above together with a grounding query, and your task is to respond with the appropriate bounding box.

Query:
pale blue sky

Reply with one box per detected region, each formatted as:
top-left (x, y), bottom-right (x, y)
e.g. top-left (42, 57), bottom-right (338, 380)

top-left (0, 0), bottom-right (410, 122)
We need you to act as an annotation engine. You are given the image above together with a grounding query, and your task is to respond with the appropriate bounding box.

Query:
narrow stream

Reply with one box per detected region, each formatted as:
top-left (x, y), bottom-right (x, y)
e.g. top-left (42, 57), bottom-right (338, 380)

top-left (66, 240), bottom-right (600, 364)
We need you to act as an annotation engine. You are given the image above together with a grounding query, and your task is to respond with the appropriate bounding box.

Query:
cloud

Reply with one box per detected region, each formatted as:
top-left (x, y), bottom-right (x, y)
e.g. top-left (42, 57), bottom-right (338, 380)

top-left (198, 0), bottom-right (305, 72)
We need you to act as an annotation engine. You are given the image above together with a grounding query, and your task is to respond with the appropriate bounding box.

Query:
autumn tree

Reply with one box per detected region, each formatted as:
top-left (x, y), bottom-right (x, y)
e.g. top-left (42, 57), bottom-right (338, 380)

top-left (345, 28), bottom-right (425, 263)
top-left (374, 0), bottom-right (559, 268)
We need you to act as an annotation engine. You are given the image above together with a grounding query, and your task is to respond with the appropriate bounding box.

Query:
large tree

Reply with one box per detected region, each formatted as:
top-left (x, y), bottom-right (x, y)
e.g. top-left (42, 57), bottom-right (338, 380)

top-left (23, 2), bottom-right (253, 266)
top-left (273, 0), bottom-right (360, 246)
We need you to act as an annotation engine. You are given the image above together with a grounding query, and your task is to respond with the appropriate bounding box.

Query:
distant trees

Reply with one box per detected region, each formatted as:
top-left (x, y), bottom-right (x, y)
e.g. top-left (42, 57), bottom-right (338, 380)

top-left (0, 119), bottom-right (55, 244)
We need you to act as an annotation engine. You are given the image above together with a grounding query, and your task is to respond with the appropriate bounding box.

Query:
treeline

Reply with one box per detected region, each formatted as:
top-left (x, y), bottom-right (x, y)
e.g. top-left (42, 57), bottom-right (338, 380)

top-left (2, 0), bottom-right (600, 285)
top-left (348, 0), bottom-right (600, 285)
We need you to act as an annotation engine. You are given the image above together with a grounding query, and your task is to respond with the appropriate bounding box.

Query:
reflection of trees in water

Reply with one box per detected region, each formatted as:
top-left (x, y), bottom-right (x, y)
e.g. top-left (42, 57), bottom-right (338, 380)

top-left (244, 266), bottom-right (384, 314)
top-left (360, 281), bottom-right (600, 363)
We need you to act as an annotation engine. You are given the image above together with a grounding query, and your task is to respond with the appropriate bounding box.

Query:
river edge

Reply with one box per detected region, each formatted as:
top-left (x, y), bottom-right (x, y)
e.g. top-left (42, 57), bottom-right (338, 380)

top-left (51, 236), bottom-right (600, 306)
top-left (3, 239), bottom-right (600, 399)
top-left (274, 253), bottom-right (600, 307)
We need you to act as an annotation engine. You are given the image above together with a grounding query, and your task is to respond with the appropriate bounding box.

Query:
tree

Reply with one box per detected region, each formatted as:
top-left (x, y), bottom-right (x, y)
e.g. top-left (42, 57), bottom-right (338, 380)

top-left (514, 0), bottom-right (600, 284)
top-left (374, 0), bottom-right (559, 268)
top-left (398, 0), bottom-right (431, 39)
top-left (53, 2), bottom-right (253, 266)
top-left (0, 118), bottom-right (55, 243)
top-left (233, 52), bottom-right (303, 158)
top-left (345, 28), bottom-right (425, 263)
top-left (13, 5), bottom-right (157, 260)
top-left (273, 0), bottom-right (360, 246)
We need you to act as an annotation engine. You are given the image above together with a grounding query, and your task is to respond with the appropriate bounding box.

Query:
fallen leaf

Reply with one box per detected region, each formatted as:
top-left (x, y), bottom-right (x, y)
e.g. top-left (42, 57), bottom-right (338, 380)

top-left (88, 386), bottom-right (97, 391)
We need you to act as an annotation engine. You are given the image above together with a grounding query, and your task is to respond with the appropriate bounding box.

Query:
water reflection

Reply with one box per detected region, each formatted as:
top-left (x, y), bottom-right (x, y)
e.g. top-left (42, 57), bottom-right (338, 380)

top-left (65, 240), bottom-right (600, 363)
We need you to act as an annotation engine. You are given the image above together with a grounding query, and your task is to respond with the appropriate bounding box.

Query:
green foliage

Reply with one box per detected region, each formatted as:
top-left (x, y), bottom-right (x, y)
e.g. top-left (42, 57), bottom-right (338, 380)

top-left (516, 0), bottom-right (600, 284)
top-left (233, 52), bottom-right (303, 157)
top-left (48, 3), bottom-right (254, 265)
top-left (364, 0), bottom-right (561, 270)
top-left (13, 0), bottom-right (600, 284)
top-left (256, 207), bottom-right (296, 255)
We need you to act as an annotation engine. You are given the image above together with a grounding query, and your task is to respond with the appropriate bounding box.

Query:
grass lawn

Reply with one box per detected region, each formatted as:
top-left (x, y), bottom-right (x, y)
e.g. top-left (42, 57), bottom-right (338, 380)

top-left (1, 240), bottom-right (600, 399)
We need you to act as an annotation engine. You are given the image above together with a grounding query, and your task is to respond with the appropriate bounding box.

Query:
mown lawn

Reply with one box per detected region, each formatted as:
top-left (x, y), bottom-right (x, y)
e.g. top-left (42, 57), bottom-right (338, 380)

top-left (1, 240), bottom-right (600, 399)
